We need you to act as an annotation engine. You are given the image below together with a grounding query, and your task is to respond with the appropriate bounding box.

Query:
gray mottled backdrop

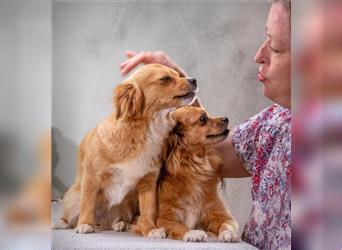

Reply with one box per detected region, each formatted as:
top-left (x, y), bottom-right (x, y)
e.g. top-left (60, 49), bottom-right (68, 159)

top-left (53, 1), bottom-right (271, 234)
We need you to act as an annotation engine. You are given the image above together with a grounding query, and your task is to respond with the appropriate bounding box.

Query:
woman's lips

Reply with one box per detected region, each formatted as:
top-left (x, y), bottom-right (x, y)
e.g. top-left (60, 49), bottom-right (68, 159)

top-left (258, 72), bottom-right (266, 82)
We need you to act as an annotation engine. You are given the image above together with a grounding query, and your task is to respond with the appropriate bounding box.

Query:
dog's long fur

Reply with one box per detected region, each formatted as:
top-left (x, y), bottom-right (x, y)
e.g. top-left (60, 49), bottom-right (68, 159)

top-left (156, 106), bottom-right (239, 242)
top-left (53, 64), bottom-right (197, 236)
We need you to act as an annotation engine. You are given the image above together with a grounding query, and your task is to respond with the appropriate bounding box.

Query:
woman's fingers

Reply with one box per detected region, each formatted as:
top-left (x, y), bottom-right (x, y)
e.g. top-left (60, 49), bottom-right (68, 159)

top-left (121, 52), bottom-right (148, 75)
top-left (120, 58), bottom-right (132, 70)
top-left (125, 50), bottom-right (137, 58)
top-left (119, 51), bottom-right (138, 71)
top-left (120, 51), bottom-right (176, 75)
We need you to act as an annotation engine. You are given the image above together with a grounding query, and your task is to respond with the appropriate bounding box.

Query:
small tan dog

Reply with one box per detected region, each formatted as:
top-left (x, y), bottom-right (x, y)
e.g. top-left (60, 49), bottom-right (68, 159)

top-left (155, 106), bottom-right (239, 242)
top-left (53, 64), bottom-right (197, 237)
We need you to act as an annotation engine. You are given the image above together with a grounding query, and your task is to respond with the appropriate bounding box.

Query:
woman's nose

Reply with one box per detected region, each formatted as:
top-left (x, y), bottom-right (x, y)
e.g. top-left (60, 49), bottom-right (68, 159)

top-left (255, 42), bottom-right (269, 64)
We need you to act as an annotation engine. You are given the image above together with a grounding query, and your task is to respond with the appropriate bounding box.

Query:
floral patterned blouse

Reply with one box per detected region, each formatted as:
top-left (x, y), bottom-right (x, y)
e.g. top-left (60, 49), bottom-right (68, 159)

top-left (232, 104), bottom-right (291, 250)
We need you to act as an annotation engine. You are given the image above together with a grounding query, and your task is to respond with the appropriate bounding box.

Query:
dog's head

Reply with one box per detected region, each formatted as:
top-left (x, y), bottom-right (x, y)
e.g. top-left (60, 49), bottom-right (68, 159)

top-left (170, 106), bottom-right (229, 146)
top-left (114, 64), bottom-right (197, 120)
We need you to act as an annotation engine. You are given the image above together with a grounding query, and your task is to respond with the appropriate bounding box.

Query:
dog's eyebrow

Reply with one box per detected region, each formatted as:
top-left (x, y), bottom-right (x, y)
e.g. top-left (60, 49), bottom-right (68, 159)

top-left (168, 70), bottom-right (179, 77)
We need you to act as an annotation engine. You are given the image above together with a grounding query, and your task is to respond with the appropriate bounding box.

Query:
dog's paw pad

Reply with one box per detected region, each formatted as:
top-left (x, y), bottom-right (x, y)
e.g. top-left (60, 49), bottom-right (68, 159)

top-left (147, 228), bottom-right (166, 239)
top-left (218, 230), bottom-right (240, 242)
top-left (53, 219), bottom-right (70, 229)
top-left (75, 224), bottom-right (95, 234)
top-left (112, 221), bottom-right (126, 232)
top-left (183, 230), bottom-right (207, 242)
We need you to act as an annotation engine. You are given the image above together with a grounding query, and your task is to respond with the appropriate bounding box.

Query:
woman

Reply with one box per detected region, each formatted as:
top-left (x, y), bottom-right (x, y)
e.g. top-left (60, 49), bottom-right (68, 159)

top-left (119, 1), bottom-right (291, 249)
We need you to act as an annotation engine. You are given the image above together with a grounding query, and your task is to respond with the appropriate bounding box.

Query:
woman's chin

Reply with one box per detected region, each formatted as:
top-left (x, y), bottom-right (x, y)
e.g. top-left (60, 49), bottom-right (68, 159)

top-left (263, 87), bottom-right (274, 102)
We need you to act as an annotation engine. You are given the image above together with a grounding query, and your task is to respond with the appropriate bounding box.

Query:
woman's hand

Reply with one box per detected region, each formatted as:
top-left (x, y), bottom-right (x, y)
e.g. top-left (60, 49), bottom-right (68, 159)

top-left (120, 50), bottom-right (187, 77)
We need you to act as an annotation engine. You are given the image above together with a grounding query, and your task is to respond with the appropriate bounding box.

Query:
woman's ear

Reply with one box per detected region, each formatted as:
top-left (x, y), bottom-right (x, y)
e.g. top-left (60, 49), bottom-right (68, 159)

top-left (113, 82), bottom-right (145, 120)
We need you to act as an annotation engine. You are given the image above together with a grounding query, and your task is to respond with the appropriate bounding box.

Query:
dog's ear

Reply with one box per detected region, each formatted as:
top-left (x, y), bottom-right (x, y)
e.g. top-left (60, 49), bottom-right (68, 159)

top-left (163, 124), bottom-right (185, 176)
top-left (167, 123), bottom-right (185, 149)
top-left (114, 83), bottom-right (145, 119)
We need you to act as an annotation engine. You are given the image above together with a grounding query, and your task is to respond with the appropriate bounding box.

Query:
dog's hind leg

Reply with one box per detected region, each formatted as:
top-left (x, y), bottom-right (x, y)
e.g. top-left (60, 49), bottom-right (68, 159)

top-left (53, 184), bottom-right (80, 229)
top-left (53, 218), bottom-right (70, 229)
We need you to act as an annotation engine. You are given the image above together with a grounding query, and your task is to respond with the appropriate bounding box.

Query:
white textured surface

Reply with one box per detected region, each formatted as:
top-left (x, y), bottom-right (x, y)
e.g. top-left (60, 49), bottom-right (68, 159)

top-left (52, 203), bottom-right (257, 250)
top-left (53, 229), bottom-right (258, 250)
top-left (53, 230), bottom-right (259, 250)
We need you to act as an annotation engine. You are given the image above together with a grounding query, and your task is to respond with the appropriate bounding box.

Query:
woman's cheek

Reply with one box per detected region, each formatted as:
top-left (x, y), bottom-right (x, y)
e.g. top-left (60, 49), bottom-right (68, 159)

top-left (271, 57), bottom-right (290, 84)
top-left (279, 53), bottom-right (291, 79)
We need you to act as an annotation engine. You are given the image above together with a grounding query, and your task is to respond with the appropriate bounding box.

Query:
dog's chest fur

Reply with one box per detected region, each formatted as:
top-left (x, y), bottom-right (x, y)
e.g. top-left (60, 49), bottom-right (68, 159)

top-left (171, 157), bottom-right (213, 229)
top-left (104, 109), bottom-right (174, 208)
top-left (172, 182), bottom-right (206, 229)
top-left (174, 193), bottom-right (203, 229)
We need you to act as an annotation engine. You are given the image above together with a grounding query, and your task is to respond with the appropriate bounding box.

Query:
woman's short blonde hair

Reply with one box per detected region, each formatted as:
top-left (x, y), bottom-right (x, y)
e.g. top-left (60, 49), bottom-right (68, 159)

top-left (273, 0), bottom-right (291, 26)
top-left (273, 0), bottom-right (291, 12)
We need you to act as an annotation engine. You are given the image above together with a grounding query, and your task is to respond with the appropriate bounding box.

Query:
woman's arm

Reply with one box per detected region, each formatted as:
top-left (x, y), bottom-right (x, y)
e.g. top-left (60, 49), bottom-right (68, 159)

top-left (216, 133), bottom-right (252, 178)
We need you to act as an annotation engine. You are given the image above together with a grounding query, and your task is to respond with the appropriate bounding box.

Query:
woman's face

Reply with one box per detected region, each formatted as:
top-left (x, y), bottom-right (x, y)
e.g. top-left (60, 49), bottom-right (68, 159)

top-left (255, 3), bottom-right (291, 108)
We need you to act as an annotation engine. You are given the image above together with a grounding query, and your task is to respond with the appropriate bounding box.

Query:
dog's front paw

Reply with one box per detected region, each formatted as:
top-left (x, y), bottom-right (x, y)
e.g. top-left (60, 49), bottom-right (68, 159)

top-left (112, 221), bottom-right (126, 232)
top-left (75, 223), bottom-right (95, 234)
top-left (183, 230), bottom-right (207, 242)
top-left (53, 219), bottom-right (70, 229)
top-left (147, 227), bottom-right (166, 239)
top-left (218, 230), bottom-right (240, 242)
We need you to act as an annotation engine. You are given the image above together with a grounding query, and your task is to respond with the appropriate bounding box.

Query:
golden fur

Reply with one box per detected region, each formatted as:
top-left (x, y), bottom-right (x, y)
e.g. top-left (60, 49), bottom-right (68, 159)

top-left (155, 106), bottom-right (239, 242)
top-left (53, 64), bottom-right (197, 237)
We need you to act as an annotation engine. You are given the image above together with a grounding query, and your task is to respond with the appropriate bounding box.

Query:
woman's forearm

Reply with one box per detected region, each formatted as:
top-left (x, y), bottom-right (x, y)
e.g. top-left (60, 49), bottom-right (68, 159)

top-left (216, 133), bottom-right (252, 178)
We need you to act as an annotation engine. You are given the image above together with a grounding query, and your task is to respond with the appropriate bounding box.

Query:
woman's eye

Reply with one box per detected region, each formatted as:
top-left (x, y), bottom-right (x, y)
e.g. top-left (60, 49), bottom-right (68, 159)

top-left (160, 76), bottom-right (172, 82)
top-left (199, 115), bottom-right (208, 125)
top-left (270, 46), bottom-right (281, 53)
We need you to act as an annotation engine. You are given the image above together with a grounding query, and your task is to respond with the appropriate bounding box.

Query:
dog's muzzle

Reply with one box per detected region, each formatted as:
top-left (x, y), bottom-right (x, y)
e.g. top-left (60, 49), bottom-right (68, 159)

top-left (187, 77), bottom-right (197, 92)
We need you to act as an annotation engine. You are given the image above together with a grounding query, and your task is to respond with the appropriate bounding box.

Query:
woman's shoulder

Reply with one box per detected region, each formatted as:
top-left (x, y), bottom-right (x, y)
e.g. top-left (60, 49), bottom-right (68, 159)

top-left (234, 104), bottom-right (290, 135)
top-left (257, 103), bottom-right (291, 124)
top-left (232, 103), bottom-right (291, 154)
top-left (231, 104), bottom-right (291, 174)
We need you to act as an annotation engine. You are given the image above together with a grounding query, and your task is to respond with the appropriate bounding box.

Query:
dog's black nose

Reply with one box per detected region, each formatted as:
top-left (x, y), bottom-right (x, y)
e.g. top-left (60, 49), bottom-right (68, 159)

top-left (187, 78), bottom-right (197, 88)
top-left (221, 117), bottom-right (229, 124)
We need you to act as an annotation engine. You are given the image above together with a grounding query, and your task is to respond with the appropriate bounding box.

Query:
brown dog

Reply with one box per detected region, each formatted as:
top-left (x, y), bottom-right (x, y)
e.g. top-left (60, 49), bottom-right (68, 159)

top-left (53, 64), bottom-right (197, 237)
top-left (156, 106), bottom-right (239, 242)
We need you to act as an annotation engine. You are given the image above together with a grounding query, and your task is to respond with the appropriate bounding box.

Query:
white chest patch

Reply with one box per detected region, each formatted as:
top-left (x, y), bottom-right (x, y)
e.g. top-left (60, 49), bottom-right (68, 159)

top-left (174, 206), bottom-right (201, 229)
top-left (174, 186), bottom-right (203, 229)
top-left (104, 109), bottom-right (174, 208)
top-left (184, 207), bottom-right (201, 229)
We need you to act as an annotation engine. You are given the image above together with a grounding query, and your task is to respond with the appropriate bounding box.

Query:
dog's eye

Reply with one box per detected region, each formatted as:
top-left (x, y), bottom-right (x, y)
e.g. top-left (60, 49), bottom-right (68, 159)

top-left (159, 76), bottom-right (172, 82)
top-left (199, 114), bottom-right (208, 125)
